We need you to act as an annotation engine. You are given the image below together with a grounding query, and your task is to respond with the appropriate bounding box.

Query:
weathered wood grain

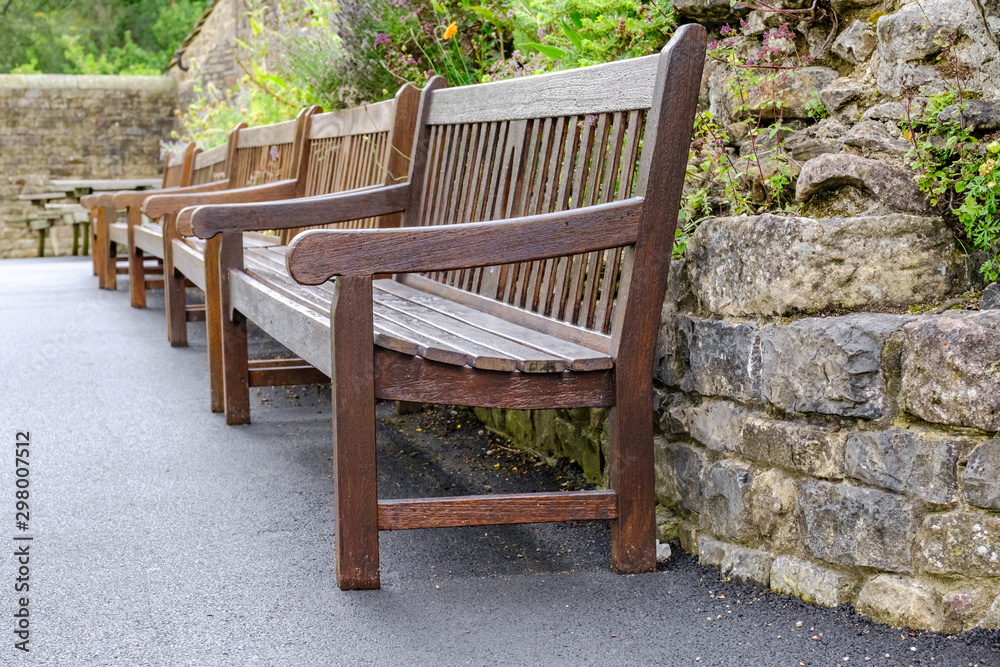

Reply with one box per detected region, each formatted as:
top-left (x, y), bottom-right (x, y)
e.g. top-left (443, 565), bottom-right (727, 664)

top-left (286, 197), bottom-right (642, 284)
top-left (378, 490), bottom-right (617, 530)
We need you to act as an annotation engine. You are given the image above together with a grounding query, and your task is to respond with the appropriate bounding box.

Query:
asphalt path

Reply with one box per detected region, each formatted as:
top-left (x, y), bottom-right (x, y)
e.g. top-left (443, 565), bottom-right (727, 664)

top-left (0, 257), bottom-right (997, 666)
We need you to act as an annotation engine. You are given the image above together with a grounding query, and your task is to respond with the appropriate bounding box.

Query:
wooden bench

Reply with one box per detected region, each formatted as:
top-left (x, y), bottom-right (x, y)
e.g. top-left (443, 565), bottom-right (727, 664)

top-left (141, 85), bottom-right (419, 413)
top-left (181, 25), bottom-right (706, 589)
top-left (82, 149), bottom-right (196, 291)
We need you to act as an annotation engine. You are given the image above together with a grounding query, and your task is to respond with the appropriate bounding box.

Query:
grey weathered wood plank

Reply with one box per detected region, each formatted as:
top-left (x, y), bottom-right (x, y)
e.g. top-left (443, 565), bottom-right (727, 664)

top-left (427, 54), bottom-right (659, 124)
top-left (375, 280), bottom-right (611, 371)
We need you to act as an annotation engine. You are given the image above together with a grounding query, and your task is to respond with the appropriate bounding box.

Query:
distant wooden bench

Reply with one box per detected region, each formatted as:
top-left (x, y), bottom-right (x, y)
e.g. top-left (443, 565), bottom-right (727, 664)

top-left (141, 85), bottom-right (419, 413)
top-left (82, 152), bottom-right (196, 291)
top-left (181, 25), bottom-right (706, 589)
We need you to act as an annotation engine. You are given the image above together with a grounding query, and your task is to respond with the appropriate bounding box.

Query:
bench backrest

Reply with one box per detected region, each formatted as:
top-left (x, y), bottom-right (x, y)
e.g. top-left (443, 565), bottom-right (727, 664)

top-left (228, 117), bottom-right (301, 188)
top-left (161, 143), bottom-right (196, 188)
top-left (190, 143), bottom-right (230, 185)
top-left (278, 83), bottom-right (421, 242)
top-left (398, 25), bottom-right (705, 349)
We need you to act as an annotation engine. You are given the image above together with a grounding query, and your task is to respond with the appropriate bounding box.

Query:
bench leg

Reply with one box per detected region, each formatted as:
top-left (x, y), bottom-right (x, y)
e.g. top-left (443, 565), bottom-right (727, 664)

top-left (72, 222), bottom-right (80, 256)
top-left (607, 376), bottom-right (657, 575)
top-left (204, 235), bottom-right (225, 413)
top-left (98, 207), bottom-right (117, 290)
top-left (221, 310), bottom-right (251, 425)
top-left (126, 207), bottom-right (147, 308)
top-left (82, 221), bottom-right (90, 258)
top-left (331, 275), bottom-right (380, 590)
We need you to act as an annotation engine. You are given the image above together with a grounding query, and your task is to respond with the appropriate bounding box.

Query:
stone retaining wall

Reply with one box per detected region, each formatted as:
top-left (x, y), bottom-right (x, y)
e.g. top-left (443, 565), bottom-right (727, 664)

top-left (0, 75), bottom-right (177, 258)
top-left (479, 0), bottom-right (1000, 630)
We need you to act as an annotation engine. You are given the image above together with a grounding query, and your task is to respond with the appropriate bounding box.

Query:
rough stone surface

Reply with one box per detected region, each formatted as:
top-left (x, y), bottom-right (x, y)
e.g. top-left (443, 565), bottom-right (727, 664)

top-left (747, 469), bottom-right (799, 551)
top-left (0, 75), bottom-right (177, 258)
top-left (876, 0), bottom-right (1000, 99)
top-left (698, 534), bottom-right (729, 567)
top-left (770, 556), bottom-right (854, 607)
top-left (981, 593), bottom-right (1000, 629)
top-left (820, 78), bottom-right (867, 114)
top-left (845, 429), bottom-right (959, 504)
top-left (721, 545), bottom-right (773, 587)
top-left (840, 121), bottom-right (911, 163)
top-left (761, 314), bottom-right (912, 419)
top-left (676, 399), bottom-right (748, 453)
top-left (745, 67), bottom-right (838, 120)
top-left (795, 154), bottom-right (930, 214)
top-left (671, 0), bottom-right (750, 21)
top-left (798, 479), bottom-right (915, 572)
top-left (740, 416), bottom-right (847, 477)
top-left (654, 438), bottom-right (706, 513)
top-left (920, 512), bottom-right (1000, 577)
top-left (677, 316), bottom-right (762, 401)
top-left (654, 259), bottom-right (687, 386)
top-left (701, 461), bottom-right (755, 541)
top-left (982, 282), bottom-right (1000, 310)
top-left (784, 118), bottom-right (848, 162)
top-left (167, 0), bottom-right (245, 107)
top-left (964, 440), bottom-right (1000, 510)
top-left (856, 575), bottom-right (947, 633)
top-left (833, 20), bottom-right (878, 64)
top-left (686, 214), bottom-right (962, 318)
top-left (901, 311), bottom-right (1000, 431)
top-left (937, 100), bottom-right (1000, 132)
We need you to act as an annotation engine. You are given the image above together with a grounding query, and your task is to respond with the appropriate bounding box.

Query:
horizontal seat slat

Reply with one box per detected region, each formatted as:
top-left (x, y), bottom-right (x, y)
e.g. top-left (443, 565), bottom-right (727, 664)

top-left (108, 222), bottom-right (129, 246)
top-left (133, 223), bottom-right (163, 257)
top-left (240, 247), bottom-right (611, 373)
top-left (377, 279), bottom-right (611, 371)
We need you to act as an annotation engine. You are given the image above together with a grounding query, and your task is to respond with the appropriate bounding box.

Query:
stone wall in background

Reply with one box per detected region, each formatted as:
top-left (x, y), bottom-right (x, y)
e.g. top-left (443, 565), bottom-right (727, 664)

top-left (480, 0), bottom-right (1000, 633)
top-left (168, 0), bottom-right (257, 108)
top-left (0, 75), bottom-right (177, 259)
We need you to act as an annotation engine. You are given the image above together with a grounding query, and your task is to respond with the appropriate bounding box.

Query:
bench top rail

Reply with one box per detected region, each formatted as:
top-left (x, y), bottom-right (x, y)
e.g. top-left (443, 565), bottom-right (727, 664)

top-left (191, 143), bottom-right (230, 185)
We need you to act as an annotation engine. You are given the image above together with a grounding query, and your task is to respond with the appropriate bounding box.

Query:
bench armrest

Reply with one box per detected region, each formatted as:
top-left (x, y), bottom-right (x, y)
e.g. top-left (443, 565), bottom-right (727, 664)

top-left (110, 180), bottom-right (228, 210)
top-left (285, 197), bottom-right (644, 285)
top-left (179, 183), bottom-right (409, 238)
top-left (143, 179), bottom-right (296, 219)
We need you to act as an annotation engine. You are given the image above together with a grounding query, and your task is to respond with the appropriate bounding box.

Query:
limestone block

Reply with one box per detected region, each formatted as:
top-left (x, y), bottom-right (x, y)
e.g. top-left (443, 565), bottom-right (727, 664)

top-left (845, 429), bottom-right (959, 504)
top-left (701, 460), bottom-right (755, 541)
top-left (686, 214), bottom-right (962, 317)
top-left (919, 512), bottom-right (1000, 577)
top-left (799, 479), bottom-right (916, 572)
top-left (795, 153), bottom-right (930, 214)
top-left (833, 20), bottom-right (878, 64)
top-left (677, 315), bottom-right (762, 401)
top-left (981, 283), bottom-right (1000, 310)
top-left (740, 416), bottom-right (846, 477)
top-left (876, 0), bottom-right (1000, 99)
top-left (654, 437), bottom-right (706, 513)
top-left (761, 314), bottom-right (913, 419)
top-left (964, 440), bottom-right (1000, 510)
top-left (856, 575), bottom-right (947, 633)
top-left (901, 311), bottom-right (1000, 431)
top-left (770, 556), bottom-right (855, 607)
top-left (721, 544), bottom-right (773, 587)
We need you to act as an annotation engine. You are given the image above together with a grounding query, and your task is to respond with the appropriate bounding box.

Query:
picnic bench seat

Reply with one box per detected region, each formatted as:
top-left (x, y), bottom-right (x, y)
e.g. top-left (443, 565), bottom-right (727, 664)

top-left (146, 86), bottom-right (419, 413)
top-left (181, 25), bottom-right (706, 589)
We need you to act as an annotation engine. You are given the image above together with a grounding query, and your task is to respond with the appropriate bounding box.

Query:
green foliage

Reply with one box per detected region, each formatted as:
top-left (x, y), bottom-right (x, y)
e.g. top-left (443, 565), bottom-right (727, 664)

top-left (0, 0), bottom-right (208, 75)
top-left (900, 29), bottom-right (1000, 281)
top-left (515, 0), bottom-right (674, 69)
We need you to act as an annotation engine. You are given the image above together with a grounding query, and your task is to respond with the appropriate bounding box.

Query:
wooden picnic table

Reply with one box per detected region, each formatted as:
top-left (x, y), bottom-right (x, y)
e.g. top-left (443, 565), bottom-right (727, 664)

top-left (12, 179), bottom-right (162, 257)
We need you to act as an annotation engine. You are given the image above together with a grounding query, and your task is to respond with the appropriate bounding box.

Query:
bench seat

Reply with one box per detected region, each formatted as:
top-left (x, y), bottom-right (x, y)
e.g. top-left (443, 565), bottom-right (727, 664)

top-left (237, 245), bottom-right (613, 377)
